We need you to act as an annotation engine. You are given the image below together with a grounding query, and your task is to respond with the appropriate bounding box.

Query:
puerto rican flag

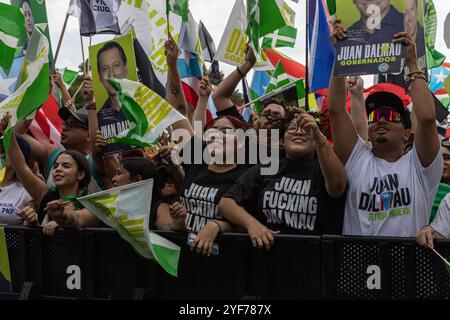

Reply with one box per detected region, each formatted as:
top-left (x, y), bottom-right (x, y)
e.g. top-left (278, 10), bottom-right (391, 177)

top-left (29, 93), bottom-right (62, 146)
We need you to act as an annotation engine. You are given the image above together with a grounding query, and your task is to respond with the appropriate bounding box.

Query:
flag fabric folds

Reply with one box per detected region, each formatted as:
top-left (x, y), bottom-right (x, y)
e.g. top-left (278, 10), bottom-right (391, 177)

top-left (215, 0), bottom-right (247, 67)
top-left (425, 0), bottom-right (445, 69)
top-left (246, 0), bottom-right (287, 55)
top-left (263, 48), bottom-right (305, 79)
top-left (0, 56), bottom-right (25, 103)
top-left (262, 25), bottom-right (297, 49)
top-left (77, 179), bottom-right (181, 277)
top-left (0, 24), bottom-right (50, 151)
top-left (177, 50), bottom-right (202, 79)
top-left (167, 0), bottom-right (189, 22)
top-left (29, 94), bottom-right (63, 147)
top-left (67, 0), bottom-right (121, 36)
top-left (107, 77), bottom-right (185, 147)
top-left (308, 0), bottom-right (335, 92)
top-left (0, 3), bottom-right (25, 75)
top-left (429, 62), bottom-right (450, 93)
top-left (265, 61), bottom-right (293, 94)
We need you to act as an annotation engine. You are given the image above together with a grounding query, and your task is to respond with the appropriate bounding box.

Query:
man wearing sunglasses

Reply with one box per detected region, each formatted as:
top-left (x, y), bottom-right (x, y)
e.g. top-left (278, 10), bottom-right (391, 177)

top-left (328, 25), bottom-right (443, 237)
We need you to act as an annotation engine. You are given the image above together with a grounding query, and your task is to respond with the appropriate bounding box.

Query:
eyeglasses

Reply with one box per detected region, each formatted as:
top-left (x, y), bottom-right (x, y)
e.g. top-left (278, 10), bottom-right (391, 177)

top-left (260, 110), bottom-right (284, 121)
top-left (368, 107), bottom-right (402, 124)
top-left (286, 123), bottom-right (308, 135)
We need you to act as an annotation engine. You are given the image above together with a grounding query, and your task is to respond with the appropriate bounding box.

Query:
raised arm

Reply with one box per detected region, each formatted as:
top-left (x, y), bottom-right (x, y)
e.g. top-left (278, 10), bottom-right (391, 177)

top-left (212, 44), bottom-right (256, 111)
top-left (53, 73), bottom-right (75, 111)
top-left (348, 76), bottom-right (368, 142)
top-left (14, 119), bottom-right (59, 167)
top-left (7, 133), bottom-right (49, 207)
top-left (393, 32), bottom-right (440, 166)
top-left (327, 20), bottom-right (359, 164)
top-left (192, 77), bottom-right (212, 131)
top-left (298, 112), bottom-right (347, 198)
top-left (164, 33), bottom-right (193, 137)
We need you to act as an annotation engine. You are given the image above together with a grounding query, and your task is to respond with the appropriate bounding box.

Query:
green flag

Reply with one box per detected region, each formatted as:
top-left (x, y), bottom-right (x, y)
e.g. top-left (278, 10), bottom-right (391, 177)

top-left (425, 0), bottom-right (445, 69)
top-left (265, 61), bottom-right (292, 94)
top-left (59, 68), bottom-right (79, 90)
top-left (246, 0), bottom-right (287, 55)
top-left (107, 77), bottom-right (185, 148)
top-left (0, 24), bottom-right (49, 151)
top-left (262, 25), bottom-right (297, 49)
top-left (0, 3), bottom-right (25, 74)
top-left (78, 179), bottom-right (181, 277)
top-left (166, 0), bottom-right (189, 22)
top-left (249, 87), bottom-right (263, 114)
top-left (326, 0), bottom-right (336, 16)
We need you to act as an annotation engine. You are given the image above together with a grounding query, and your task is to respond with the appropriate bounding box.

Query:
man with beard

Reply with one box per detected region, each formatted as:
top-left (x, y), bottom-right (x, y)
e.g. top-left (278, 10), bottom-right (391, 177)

top-left (328, 22), bottom-right (443, 237)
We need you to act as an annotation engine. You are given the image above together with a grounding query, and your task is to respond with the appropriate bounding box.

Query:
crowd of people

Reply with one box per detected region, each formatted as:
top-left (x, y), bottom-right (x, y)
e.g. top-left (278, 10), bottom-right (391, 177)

top-left (0, 20), bottom-right (449, 256)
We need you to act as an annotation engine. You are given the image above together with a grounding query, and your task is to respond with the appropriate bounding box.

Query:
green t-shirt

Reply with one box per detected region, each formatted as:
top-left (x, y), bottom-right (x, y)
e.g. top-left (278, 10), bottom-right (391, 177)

top-left (430, 183), bottom-right (450, 223)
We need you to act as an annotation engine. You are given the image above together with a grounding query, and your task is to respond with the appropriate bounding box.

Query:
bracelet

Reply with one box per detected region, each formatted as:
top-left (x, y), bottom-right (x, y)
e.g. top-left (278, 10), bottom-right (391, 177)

top-left (86, 102), bottom-right (96, 110)
top-left (210, 220), bottom-right (223, 233)
top-left (236, 66), bottom-right (245, 78)
top-left (406, 73), bottom-right (426, 85)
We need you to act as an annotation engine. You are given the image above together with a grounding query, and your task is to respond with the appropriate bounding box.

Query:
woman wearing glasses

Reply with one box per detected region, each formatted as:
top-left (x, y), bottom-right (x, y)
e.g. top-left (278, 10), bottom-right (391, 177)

top-left (169, 77), bottom-right (253, 256)
top-left (219, 109), bottom-right (347, 250)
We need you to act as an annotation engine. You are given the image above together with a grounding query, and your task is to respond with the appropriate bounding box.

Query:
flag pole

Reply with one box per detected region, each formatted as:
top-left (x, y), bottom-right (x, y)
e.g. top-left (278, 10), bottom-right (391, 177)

top-left (80, 34), bottom-right (86, 75)
top-left (50, 14), bottom-right (70, 75)
top-left (305, 0), bottom-right (310, 112)
top-left (70, 80), bottom-right (85, 101)
top-left (431, 248), bottom-right (450, 267)
top-left (166, 1), bottom-right (170, 39)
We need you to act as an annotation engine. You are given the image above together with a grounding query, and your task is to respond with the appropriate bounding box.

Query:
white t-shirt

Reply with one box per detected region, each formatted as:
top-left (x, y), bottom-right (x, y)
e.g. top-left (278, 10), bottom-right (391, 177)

top-left (343, 137), bottom-right (443, 237)
top-left (0, 182), bottom-right (33, 216)
top-left (431, 193), bottom-right (450, 239)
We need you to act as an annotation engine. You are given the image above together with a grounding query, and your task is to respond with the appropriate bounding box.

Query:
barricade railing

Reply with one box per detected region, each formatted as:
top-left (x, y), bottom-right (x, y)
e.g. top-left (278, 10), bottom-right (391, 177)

top-left (0, 226), bottom-right (449, 300)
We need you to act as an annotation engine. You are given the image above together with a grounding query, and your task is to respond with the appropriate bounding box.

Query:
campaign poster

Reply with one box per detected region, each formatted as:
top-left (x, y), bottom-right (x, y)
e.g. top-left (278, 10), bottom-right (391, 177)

top-left (333, 0), bottom-right (423, 77)
top-left (89, 33), bottom-right (138, 155)
top-left (377, 0), bottom-right (427, 89)
top-left (12, 0), bottom-right (54, 67)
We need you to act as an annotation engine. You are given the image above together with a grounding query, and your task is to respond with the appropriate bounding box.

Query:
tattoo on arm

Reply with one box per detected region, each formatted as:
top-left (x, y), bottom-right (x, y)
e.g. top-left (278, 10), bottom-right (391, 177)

top-left (170, 82), bottom-right (180, 98)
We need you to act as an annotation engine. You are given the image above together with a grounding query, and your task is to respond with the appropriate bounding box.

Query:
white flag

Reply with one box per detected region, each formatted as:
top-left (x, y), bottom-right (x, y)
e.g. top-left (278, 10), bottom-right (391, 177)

top-left (214, 0), bottom-right (247, 67)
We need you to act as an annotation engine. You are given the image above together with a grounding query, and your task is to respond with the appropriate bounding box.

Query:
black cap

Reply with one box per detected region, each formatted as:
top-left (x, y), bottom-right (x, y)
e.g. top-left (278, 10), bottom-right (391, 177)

top-left (365, 92), bottom-right (411, 129)
top-left (58, 107), bottom-right (89, 127)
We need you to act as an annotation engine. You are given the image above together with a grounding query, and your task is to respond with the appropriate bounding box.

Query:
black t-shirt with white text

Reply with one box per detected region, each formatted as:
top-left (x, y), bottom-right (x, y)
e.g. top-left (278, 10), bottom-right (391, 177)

top-left (223, 158), bottom-right (345, 235)
top-left (180, 160), bottom-right (250, 233)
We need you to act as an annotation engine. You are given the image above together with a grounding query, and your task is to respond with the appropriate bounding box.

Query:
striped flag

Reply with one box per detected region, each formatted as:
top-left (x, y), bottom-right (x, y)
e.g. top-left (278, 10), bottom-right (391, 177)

top-left (78, 179), bottom-right (181, 277)
top-left (107, 78), bottom-right (185, 147)
top-left (308, 0), bottom-right (335, 92)
top-left (29, 94), bottom-right (63, 147)
top-left (265, 61), bottom-right (295, 94)
top-left (425, 0), bottom-right (445, 69)
top-left (262, 25), bottom-right (297, 49)
top-left (0, 3), bottom-right (25, 75)
top-left (0, 227), bottom-right (11, 292)
top-left (0, 24), bottom-right (50, 151)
